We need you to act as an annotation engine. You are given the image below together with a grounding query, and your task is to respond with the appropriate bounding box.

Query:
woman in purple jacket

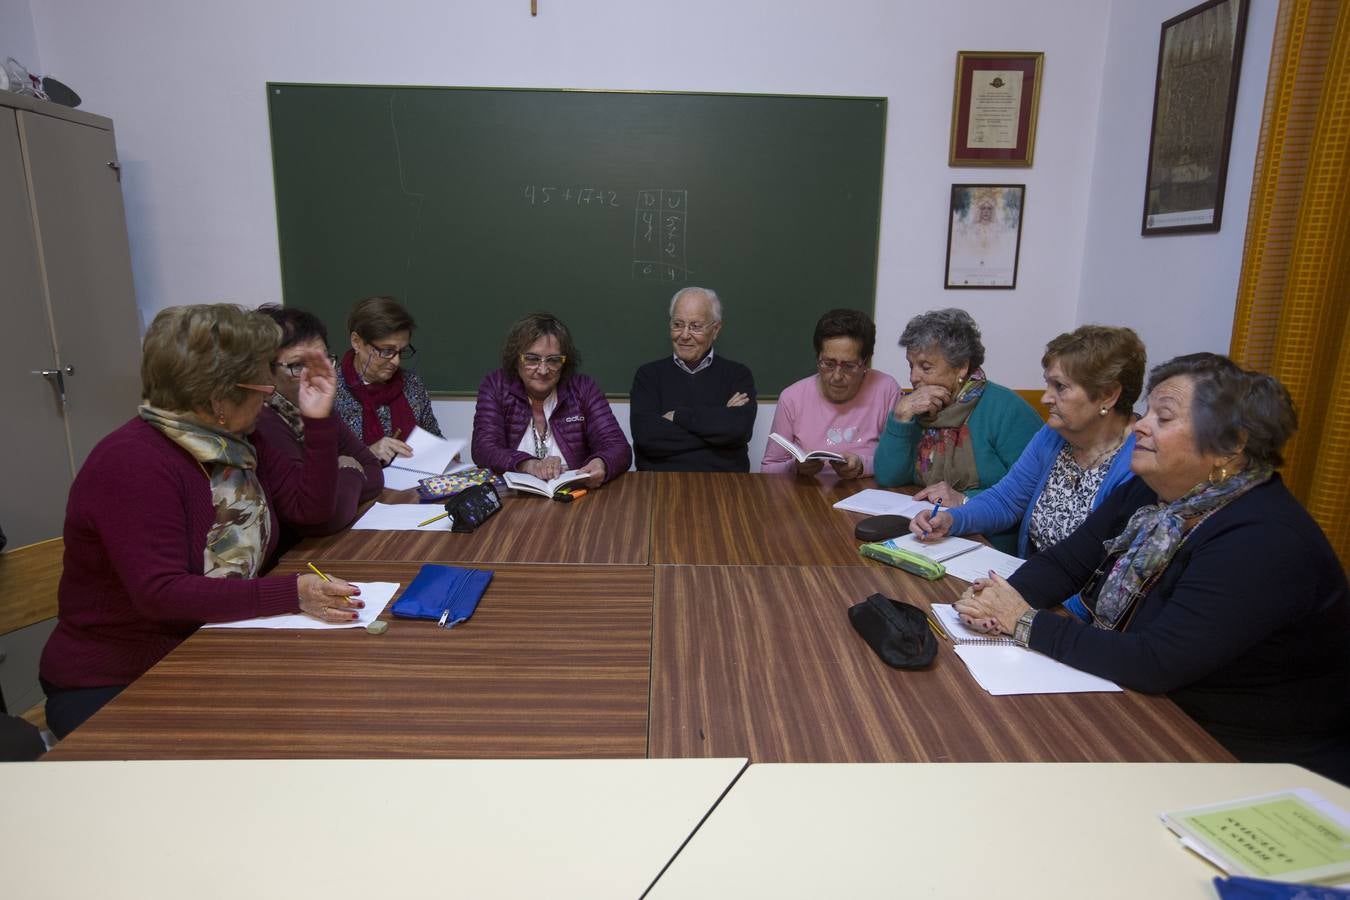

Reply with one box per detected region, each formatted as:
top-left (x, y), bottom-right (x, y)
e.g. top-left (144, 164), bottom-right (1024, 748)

top-left (472, 312), bottom-right (631, 487)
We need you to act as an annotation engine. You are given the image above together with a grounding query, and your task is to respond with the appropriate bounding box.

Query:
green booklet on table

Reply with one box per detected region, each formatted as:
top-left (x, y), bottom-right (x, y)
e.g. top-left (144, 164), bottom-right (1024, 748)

top-left (1161, 789), bottom-right (1350, 884)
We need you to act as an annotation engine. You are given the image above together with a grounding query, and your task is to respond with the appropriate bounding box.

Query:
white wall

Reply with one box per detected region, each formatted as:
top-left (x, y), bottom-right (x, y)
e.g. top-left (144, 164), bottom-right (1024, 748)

top-left (0, 0), bottom-right (40, 74)
top-left (1076, 0), bottom-right (1277, 372)
top-left (29, 0), bottom-right (1110, 393)
top-left (25, 0), bottom-right (1275, 467)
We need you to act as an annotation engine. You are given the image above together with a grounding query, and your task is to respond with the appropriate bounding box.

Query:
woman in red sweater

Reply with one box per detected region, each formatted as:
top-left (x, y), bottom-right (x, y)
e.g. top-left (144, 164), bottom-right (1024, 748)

top-left (40, 304), bottom-right (362, 739)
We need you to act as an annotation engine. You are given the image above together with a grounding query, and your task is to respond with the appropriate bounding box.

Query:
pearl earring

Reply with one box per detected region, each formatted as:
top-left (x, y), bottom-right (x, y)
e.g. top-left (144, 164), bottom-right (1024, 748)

top-left (1099, 407), bottom-right (1108, 416)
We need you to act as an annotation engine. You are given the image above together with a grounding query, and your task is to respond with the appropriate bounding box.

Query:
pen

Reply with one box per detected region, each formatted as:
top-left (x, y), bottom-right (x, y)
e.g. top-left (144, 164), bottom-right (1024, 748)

top-left (418, 510), bottom-right (450, 527)
top-left (922, 500), bottom-right (941, 538)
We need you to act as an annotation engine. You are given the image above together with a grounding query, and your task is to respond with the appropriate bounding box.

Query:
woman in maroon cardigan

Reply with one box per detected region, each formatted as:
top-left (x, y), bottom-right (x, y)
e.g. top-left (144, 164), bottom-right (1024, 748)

top-left (255, 304), bottom-right (383, 546)
top-left (39, 304), bottom-right (362, 739)
top-left (471, 312), bottom-right (631, 487)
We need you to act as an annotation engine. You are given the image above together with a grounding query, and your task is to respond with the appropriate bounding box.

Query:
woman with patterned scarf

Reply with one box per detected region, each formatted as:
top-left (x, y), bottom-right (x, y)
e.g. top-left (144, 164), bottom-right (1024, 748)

top-left (874, 308), bottom-right (1042, 552)
top-left (39, 304), bottom-right (364, 740)
top-left (955, 354), bottom-right (1350, 783)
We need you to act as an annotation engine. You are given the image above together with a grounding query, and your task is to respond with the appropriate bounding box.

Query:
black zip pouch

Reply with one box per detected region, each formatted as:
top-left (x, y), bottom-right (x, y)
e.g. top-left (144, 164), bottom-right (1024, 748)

top-left (444, 482), bottom-right (502, 533)
top-left (847, 592), bottom-right (938, 669)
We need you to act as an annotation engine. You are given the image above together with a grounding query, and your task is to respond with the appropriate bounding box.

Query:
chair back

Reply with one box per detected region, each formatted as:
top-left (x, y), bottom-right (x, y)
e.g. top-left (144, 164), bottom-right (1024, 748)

top-left (0, 538), bottom-right (62, 636)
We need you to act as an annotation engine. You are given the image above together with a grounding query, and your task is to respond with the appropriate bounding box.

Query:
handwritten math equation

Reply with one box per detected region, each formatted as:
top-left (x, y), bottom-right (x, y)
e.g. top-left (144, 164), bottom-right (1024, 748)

top-left (519, 185), bottom-right (691, 283)
top-left (523, 185), bottom-right (621, 207)
top-left (632, 189), bottom-right (689, 282)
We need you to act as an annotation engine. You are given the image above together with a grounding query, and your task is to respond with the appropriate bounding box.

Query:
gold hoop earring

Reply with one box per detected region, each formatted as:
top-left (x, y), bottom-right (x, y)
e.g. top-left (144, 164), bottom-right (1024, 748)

top-left (1209, 465), bottom-right (1229, 485)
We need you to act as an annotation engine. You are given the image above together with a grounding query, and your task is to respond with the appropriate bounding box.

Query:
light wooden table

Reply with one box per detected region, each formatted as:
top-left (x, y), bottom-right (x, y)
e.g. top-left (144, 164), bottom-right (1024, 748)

top-left (648, 762), bottom-right (1350, 899)
top-left (1, 757), bottom-right (747, 900)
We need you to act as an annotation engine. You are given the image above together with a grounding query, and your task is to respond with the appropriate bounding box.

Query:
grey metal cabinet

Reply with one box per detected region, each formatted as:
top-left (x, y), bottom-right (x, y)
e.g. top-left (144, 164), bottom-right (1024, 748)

top-left (1, 93), bottom-right (141, 546)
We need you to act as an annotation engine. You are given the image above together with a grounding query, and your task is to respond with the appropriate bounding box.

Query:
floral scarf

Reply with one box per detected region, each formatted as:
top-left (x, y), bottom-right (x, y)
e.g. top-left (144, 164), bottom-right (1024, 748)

top-left (1089, 464), bottom-right (1273, 629)
top-left (266, 391), bottom-right (306, 441)
top-left (138, 404), bottom-right (271, 579)
top-left (914, 368), bottom-right (987, 490)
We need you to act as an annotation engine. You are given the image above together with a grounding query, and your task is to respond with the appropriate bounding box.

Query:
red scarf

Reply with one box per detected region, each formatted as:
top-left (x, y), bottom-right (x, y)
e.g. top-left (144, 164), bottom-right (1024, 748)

top-left (340, 349), bottom-right (417, 446)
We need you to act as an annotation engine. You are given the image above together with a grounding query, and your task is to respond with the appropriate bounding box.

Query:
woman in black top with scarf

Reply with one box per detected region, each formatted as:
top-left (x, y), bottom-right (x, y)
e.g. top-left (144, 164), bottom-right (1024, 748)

top-left (956, 353), bottom-right (1350, 784)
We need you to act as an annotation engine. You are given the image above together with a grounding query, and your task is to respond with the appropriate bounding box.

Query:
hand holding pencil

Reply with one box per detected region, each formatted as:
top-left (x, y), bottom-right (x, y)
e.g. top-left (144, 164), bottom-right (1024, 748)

top-left (298, 562), bottom-right (363, 623)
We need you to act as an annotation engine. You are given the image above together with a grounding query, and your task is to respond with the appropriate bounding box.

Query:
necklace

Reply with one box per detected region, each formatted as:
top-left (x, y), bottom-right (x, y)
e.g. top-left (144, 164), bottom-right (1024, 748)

top-left (531, 421), bottom-right (549, 459)
top-left (1068, 435), bottom-right (1124, 491)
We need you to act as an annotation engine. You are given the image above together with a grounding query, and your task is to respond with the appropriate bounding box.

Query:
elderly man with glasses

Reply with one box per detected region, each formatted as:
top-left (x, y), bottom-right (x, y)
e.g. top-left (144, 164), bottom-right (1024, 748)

top-left (629, 286), bottom-right (757, 472)
top-left (761, 308), bottom-right (900, 480)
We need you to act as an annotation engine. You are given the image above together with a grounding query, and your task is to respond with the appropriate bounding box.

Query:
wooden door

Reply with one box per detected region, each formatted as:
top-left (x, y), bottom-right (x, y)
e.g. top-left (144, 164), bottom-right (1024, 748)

top-left (0, 110), bottom-right (72, 545)
top-left (18, 109), bottom-right (141, 468)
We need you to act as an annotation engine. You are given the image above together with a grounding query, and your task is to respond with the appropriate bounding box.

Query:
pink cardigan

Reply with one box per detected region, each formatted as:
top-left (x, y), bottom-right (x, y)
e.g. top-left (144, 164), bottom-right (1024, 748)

top-left (761, 369), bottom-right (901, 476)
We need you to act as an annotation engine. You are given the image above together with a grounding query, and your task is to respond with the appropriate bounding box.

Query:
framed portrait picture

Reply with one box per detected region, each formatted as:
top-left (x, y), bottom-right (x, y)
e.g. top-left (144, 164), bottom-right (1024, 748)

top-left (1141, 0), bottom-right (1250, 235)
top-left (949, 51), bottom-right (1044, 167)
top-left (945, 184), bottom-right (1025, 289)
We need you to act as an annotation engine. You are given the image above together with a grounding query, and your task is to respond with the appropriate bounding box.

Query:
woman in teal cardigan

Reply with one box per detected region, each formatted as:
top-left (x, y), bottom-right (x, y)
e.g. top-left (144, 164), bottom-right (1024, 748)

top-left (874, 309), bottom-right (1041, 551)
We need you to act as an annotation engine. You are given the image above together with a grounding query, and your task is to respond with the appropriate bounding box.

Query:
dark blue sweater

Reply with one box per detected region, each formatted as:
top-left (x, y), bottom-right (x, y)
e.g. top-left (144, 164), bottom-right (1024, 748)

top-left (1013, 476), bottom-right (1350, 783)
top-left (629, 355), bottom-right (757, 472)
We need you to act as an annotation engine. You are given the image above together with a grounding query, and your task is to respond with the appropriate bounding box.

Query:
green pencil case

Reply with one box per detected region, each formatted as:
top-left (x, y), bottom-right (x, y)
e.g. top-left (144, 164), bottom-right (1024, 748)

top-left (858, 541), bottom-right (946, 581)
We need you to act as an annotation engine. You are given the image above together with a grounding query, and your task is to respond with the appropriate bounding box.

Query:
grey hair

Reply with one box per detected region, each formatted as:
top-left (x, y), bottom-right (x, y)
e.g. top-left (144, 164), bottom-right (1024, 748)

top-left (669, 286), bottom-right (723, 323)
top-left (1146, 353), bottom-right (1297, 467)
top-left (898, 308), bottom-right (985, 371)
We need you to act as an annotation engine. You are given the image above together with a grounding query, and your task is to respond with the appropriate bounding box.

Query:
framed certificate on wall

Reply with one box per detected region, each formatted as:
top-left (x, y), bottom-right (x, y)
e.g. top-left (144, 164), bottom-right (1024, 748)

top-left (949, 51), bottom-right (1044, 167)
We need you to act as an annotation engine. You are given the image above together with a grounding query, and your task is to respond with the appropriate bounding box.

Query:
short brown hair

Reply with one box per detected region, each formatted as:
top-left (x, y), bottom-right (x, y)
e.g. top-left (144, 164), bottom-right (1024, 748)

top-left (499, 312), bottom-right (580, 383)
top-left (347, 295), bottom-right (416, 343)
top-left (813, 308), bottom-right (877, 361)
top-left (141, 304), bottom-right (281, 410)
top-left (1041, 325), bottom-right (1146, 415)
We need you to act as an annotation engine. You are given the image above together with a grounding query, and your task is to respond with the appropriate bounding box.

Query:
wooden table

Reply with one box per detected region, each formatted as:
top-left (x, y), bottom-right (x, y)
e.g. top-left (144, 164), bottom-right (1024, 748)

top-left (297, 470), bottom-right (655, 566)
top-left (647, 763), bottom-right (1350, 899)
top-left (649, 564), bottom-right (1229, 762)
top-left (45, 472), bottom-right (1235, 765)
top-left (47, 563), bottom-right (653, 760)
top-left (1, 757), bottom-right (747, 900)
top-left (652, 471), bottom-right (876, 565)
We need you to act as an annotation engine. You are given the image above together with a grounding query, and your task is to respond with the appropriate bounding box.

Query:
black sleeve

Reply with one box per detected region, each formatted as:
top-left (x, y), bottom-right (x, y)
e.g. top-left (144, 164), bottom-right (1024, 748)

top-left (673, 365), bottom-right (757, 448)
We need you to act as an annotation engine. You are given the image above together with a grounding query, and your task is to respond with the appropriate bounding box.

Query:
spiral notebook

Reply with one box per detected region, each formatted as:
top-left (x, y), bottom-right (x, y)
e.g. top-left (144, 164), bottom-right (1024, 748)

top-left (930, 603), bottom-right (1122, 695)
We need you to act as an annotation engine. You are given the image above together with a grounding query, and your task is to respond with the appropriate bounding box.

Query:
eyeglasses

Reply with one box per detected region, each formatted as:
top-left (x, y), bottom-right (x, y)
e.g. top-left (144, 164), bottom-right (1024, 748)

top-left (519, 353), bottom-right (567, 371)
top-left (235, 382), bottom-right (276, 395)
top-left (670, 319), bottom-right (712, 336)
top-left (367, 343), bottom-right (417, 360)
top-left (817, 358), bottom-right (867, 376)
top-left (274, 355), bottom-right (337, 378)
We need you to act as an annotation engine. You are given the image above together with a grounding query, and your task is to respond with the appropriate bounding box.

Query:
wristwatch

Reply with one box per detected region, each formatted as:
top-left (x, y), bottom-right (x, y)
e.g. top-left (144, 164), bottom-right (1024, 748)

top-left (1012, 609), bottom-right (1037, 647)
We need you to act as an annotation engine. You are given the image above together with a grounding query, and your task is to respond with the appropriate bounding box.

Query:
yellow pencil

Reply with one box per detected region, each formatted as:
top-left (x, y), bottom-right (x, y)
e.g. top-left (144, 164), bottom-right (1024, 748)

top-left (926, 614), bottom-right (949, 643)
top-left (307, 562), bottom-right (356, 606)
top-left (418, 510), bottom-right (450, 527)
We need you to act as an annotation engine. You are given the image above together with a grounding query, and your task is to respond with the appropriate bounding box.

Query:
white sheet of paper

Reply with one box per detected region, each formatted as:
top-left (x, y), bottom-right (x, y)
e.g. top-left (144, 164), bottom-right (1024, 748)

top-left (382, 429), bottom-right (467, 489)
top-left (954, 644), bottom-right (1122, 695)
top-left (832, 489), bottom-right (933, 518)
top-left (942, 545), bottom-right (1026, 583)
top-left (351, 502), bottom-right (454, 531)
top-left (203, 581), bottom-right (399, 631)
top-left (883, 533), bottom-right (982, 563)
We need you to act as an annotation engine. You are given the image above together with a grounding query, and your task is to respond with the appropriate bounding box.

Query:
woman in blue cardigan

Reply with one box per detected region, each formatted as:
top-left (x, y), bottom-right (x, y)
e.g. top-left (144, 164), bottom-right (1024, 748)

top-left (910, 325), bottom-right (1146, 617)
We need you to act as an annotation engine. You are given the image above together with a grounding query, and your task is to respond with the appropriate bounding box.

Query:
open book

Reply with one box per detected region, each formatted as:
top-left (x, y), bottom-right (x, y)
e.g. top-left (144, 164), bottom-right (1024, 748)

top-left (383, 427), bottom-right (468, 490)
top-left (768, 432), bottom-right (845, 464)
top-left (832, 489), bottom-right (934, 518)
top-left (503, 468), bottom-right (590, 498)
top-left (931, 603), bottom-right (1122, 695)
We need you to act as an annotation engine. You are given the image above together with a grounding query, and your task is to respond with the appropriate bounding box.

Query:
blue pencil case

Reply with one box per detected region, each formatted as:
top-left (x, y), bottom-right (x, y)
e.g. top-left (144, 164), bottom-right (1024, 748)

top-left (391, 564), bottom-right (493, 629)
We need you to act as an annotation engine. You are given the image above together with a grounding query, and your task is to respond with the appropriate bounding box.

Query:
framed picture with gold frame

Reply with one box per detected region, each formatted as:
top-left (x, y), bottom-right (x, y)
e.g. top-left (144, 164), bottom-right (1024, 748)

top-left (948, 51), bottom-right (1044, 167)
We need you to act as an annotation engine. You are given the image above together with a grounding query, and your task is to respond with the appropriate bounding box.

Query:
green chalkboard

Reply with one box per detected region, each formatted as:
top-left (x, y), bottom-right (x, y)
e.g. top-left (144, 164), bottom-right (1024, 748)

top-left (267, 84), bottom-right (886, 396)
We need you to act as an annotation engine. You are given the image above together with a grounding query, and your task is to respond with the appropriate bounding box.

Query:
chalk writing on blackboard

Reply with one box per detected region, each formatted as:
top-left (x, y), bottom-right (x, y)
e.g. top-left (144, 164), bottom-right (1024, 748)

top-left (523, 185), bottom-right (622, 207)
top-left (633, 189), bottom-right (689, 282)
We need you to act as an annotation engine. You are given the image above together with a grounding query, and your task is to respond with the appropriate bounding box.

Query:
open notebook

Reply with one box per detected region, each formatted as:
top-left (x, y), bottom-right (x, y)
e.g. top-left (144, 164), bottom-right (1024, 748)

top-left (383, 428), bottom-right (468, 490)
top-left (930, 604), bottom-right (1122, 695)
